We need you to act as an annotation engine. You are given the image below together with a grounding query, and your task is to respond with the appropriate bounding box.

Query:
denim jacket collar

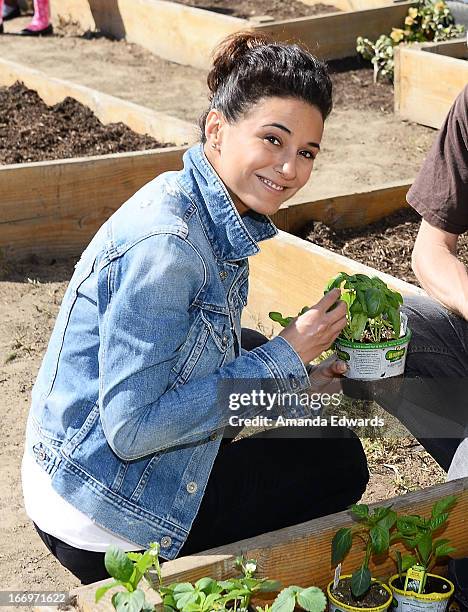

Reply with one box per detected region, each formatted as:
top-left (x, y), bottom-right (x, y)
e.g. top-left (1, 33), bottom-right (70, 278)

top-left (178, 144), bottom-right (278, 262)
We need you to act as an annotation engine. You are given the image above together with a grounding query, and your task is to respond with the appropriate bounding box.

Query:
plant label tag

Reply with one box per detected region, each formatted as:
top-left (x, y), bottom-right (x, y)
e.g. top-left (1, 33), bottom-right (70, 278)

top-left (404, 565), bottom-right (426, 594)
top-left (333, 563), bottom-right (342, 590)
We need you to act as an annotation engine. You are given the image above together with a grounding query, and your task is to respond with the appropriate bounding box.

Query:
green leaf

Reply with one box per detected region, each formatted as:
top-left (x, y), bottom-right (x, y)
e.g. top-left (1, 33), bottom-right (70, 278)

top-left (431, 496), bottom-right (457, 518)
top-left (104, 547), bottom-right (135, 583)
top-left (377, 509), bottom-right (397, 531)
top-left (325, 273), bottom-right (348, 292)
top-left (386, 307), bottom-right (400, 337)
top-left (350, 312), bottom-right (367, 340)
top-left (111, 590), bottom-right (146, 612)
top-left (370, 524), bottom-right (390, 555)
top-left (194, 577), bottom-right (216, 592)
top-left (258, 579), bottom-right (282, 592)
top-left (365, 287), bottom-right (386, 318)
top-left (416, 533), bottom-right (433, 565)
top-left (434, 543), bottom-right (456, 558)
top-left (269, 312), bottom-right (289, 327)
top-left (351, 566), bottom-right (372, 598)
top-left (350, 504), bottom-right (369, 520)
top-left (271, 586), bottom-right (300, 612)
top-left (331, 528), bottom-right (352, 565)
top-left (95, 581), bottom-right (122, 603)
top-left (296, 586), bottom-right (327, 612)
top-left (401, 555), bottom-right (418, 572)
top-left (429, 512), bottom-right (449, 532)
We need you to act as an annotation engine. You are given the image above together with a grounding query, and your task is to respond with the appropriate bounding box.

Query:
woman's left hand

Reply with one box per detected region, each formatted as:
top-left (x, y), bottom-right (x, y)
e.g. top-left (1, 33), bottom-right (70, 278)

top-left (308, 354), bottom-right (347, 394)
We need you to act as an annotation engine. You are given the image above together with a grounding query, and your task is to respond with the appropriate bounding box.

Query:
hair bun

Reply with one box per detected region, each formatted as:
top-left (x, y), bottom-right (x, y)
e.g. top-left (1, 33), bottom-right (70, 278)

top-left (207, 31), bottom-right (272, 97)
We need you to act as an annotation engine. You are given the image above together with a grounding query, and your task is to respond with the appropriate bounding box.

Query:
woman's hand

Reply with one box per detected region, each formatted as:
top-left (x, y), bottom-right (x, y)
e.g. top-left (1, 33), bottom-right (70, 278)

top-left (308, 354), bottom-right (348, 395)
top-left (279, 288), bottom-right (347, 363)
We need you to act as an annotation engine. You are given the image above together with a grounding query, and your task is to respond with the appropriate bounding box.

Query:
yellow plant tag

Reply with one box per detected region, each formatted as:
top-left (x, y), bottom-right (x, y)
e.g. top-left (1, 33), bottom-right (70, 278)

top-left (404, 565), bottom-right (426, 594)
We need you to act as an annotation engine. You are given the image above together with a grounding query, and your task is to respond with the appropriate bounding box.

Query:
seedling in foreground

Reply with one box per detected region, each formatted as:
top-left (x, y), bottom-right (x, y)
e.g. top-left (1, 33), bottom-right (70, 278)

top-left (332, 503), bottom-right (396, 598)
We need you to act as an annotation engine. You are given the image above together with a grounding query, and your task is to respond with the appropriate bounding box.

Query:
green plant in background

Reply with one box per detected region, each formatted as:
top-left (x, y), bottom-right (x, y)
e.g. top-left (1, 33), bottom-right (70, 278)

top-left (331, 503), bottom-right (396, 597)
top-left (356, 0), bottom-right (465, 81)
top-left (95, 542), bottom-right (162, 612)
top-left (325, 272), bottom-right (403, 343)
top-left (392, 495), bottom-right (457, 590)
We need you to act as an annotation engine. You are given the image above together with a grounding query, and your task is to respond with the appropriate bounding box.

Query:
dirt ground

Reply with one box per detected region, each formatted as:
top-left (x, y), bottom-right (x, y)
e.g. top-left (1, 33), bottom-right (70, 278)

top-left (0, 17), bottom-right (447, 606)
top-left (304, 207), bottom-right (468, 285)
top-left (1, 22), bottom-right (436, 199)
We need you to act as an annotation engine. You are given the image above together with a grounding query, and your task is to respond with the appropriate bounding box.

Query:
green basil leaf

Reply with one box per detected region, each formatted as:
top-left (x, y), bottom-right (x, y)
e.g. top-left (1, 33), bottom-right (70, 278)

top-left (331, 528), bottom-right (352, 565)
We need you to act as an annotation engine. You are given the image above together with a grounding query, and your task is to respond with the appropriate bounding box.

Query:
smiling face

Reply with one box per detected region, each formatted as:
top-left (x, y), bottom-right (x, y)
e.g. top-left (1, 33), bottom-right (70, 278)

top-left (203, 96), bottom-right (324, 216)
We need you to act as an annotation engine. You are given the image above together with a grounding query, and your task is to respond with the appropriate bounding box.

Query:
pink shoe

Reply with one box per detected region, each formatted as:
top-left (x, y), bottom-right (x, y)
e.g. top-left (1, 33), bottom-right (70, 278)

top-left (21, 0), bottom-right (51, 33)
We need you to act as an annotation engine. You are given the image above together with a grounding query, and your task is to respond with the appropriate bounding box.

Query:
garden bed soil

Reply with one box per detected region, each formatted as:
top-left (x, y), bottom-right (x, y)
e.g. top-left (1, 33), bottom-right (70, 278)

top-left (0, 82), bottom-right (170, 164)
top-left (0, 29), bottom-right (435, 199)
top-left (331, 577), bottom-right (391, 608)
top-left (171, 0), bottom-right (340, 19)
top-left (304, 207), bottom-right (468, 285)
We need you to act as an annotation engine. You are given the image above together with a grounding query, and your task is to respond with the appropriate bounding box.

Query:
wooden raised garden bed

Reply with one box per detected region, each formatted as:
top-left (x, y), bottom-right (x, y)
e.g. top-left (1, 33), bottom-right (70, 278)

top-left (0, 58), bottom-right (197, 260)
top-left (50, 0), bottom-right (416, 69)
top-left (38, 476), bottom-right (468, 611)
top-left (394, 38), bottom-right (468, 129)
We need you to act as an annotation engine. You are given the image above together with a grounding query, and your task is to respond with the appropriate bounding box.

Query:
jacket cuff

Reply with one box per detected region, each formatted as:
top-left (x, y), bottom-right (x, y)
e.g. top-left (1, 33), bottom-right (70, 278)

top-left (252, 335), bottom-right (310, 393)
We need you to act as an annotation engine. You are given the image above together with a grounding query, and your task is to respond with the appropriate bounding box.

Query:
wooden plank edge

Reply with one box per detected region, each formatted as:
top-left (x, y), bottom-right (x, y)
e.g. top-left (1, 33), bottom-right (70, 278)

top-left (0, 57), bottom-right (197, 145)
top-left (273, 179), bottom-right (413, 232)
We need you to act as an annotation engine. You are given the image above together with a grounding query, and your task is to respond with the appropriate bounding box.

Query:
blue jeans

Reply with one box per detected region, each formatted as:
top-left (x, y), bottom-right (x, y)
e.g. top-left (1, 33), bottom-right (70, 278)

top-left (373, 295), bottom-right (468, 473)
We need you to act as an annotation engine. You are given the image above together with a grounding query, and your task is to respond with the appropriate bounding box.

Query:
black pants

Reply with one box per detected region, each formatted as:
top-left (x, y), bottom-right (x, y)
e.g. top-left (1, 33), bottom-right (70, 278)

top-left (33, 329), bottom-right (369, 584)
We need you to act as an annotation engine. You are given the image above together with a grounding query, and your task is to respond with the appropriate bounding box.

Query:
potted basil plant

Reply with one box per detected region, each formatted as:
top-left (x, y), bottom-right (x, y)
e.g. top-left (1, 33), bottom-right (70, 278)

top-left (323, 272), bottom-right (411, 380)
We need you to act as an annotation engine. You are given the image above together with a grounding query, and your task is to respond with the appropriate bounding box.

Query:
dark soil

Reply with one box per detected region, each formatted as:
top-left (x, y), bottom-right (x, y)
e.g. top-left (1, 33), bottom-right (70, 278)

top-left (303, 207), bottom-right (468, 286)
top-left (391, 575), bottom-right (452, 596)
top-left (328, 57), bottom-right (394, 113)
top-left (172, 0), bottom-right (340, 20)
top-left (0, 82), bottom-right (172, 165)
top-left (331, 577), bottom-right (391, 608)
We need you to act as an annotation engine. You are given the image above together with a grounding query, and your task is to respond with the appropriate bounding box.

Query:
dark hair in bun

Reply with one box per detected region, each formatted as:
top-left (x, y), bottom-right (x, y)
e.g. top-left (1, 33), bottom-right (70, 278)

top-left (199, 31), bottom-right (333, 141)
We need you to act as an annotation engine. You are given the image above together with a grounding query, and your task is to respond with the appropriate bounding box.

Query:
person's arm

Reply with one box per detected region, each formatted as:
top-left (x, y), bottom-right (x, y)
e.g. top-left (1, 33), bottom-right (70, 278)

top-left (97, 233), bottom-right (346, 461)
top-left (412, 218), bottom-right (468, 320)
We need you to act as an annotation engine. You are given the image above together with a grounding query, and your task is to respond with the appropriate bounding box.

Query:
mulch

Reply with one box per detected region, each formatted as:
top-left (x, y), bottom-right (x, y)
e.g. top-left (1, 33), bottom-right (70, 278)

top-left (172, 0), bottom-right (340, 19)
top-left (303, 207), bottom-right (468, 285)
top-left (0, 82), bottom-right (172, 165)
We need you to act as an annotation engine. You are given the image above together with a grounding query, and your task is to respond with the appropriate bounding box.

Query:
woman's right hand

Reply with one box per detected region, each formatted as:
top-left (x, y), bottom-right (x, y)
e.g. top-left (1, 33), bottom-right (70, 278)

top-left (278, 289), bottom-right (347, 363)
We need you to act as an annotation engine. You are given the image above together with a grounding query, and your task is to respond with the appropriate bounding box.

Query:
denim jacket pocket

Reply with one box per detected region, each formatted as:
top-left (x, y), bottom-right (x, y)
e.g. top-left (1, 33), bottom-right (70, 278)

top-left (200, 309), bottom-right (233, 353)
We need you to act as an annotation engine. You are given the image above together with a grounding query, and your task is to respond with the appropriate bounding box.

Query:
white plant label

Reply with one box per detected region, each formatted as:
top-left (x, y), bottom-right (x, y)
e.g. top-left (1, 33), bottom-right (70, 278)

top-left (333, 563), bottom-right (342, 590)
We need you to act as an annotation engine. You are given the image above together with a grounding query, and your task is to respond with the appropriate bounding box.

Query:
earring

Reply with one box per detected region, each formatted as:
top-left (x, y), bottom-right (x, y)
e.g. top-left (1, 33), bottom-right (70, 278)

top-left (211, 142), bottom-right (217, 150)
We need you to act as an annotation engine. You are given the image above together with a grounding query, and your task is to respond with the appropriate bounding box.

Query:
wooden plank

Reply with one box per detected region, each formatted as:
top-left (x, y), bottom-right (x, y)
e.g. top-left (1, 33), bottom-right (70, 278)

top-left (272, 180), bottom-right (412, 233)
top-left (51, 0), bottom-right (416, 67)
top-left (255, 2), bottom-right (416, 60)
top-left (51, 0), bottom-right (247, 70)
top-left (58, 477), bottom-right (468, 612)
top-left (0, 58), bottom-right (197, 145)
top-left (395, 40), bottom-right (468, 128)
top-left (243, 230), bottom-right (423, 334)
top-left (0, 148), bottom-right (185, 259)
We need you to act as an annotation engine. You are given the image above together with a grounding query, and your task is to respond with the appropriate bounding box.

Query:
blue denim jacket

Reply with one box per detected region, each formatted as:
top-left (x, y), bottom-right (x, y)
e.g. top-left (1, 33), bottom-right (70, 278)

top-left (25, 144), bottom-right (310, 559)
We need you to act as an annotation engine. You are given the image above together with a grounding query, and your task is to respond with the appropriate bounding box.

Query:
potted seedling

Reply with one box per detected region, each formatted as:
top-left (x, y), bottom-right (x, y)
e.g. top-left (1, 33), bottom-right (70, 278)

top-left (329, 504), bottom-right (395, 612)
top-left (324, 273), bottom-right (411, 380)
top-left (388, 496), bottom-right (457, 612)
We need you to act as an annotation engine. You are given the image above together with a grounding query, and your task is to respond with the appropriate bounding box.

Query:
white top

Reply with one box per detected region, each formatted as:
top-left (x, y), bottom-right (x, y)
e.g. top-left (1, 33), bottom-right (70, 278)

top-left (21, 451), bottom-right (142, 552)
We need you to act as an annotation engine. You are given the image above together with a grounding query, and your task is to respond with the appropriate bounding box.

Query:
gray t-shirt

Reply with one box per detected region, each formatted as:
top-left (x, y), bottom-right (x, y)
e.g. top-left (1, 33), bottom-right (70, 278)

top-left (407, 84), bottom-right (468, 235)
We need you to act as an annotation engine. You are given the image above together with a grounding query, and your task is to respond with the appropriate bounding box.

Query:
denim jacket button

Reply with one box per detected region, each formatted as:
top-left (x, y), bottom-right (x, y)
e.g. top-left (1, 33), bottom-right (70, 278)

top-left (36, 449), bottom-right (46, 462)
top-left (209, 432), bottom-right (218, 441)
top-left (160, 536), bottom-right (172, 549)
top-left (222, 335), bottom-right (228, 347)
top-left (186, 481), bottom-right (198, 494)
top-left (219, 270), bottom-right (228, 281)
